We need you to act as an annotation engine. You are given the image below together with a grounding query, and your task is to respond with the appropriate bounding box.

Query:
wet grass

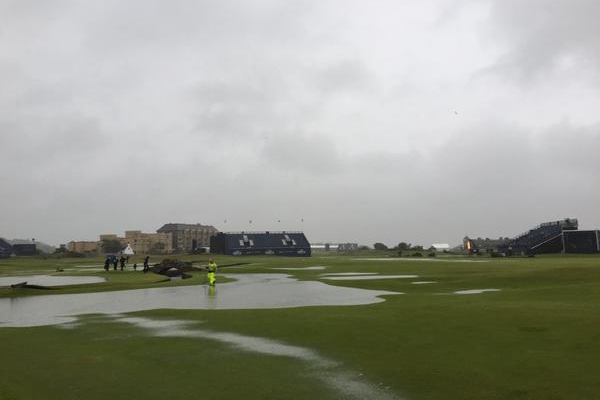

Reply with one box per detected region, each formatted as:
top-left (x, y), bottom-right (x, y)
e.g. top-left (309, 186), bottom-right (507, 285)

top-left (0, 255), bottom-right (235, 298)
top-left (1, 253), bottom-right (600, 399)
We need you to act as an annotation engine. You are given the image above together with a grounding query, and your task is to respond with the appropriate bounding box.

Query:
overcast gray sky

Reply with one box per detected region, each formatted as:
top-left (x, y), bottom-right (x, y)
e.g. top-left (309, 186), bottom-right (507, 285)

top-left (1, 0), bottom-right (599, 247)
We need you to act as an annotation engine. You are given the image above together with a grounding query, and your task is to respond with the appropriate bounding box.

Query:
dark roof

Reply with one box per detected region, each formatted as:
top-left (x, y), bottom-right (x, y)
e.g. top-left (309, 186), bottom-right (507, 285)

top-left (157, 223), bottom-right (217, 232)
top-left (210, 231), bottom-right (311, 256)
top-left (0, 238), bottom-right (12, 250)
top-left (0, 238), bottom-right (14, 258)
top-left (223, 232), bottom-right (310, 248)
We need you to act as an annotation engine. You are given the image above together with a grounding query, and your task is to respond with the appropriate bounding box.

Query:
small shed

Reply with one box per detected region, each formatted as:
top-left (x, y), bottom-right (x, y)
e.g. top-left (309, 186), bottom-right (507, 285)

top-left (122, 244), bottom-right (135, 255)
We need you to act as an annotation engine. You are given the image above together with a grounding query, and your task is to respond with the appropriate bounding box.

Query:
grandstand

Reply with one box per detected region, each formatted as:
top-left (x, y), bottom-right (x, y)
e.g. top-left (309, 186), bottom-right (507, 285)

top-left (497, 218), bottom-right (600, 254)
top-left (0, 238), bottom-right (12, 259)
top-left (210, 231), bottom-right (311, 257)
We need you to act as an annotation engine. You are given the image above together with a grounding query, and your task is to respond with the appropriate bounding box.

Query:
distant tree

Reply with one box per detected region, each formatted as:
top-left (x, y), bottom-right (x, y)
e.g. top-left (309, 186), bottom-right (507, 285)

top-left (412, 245), bottom-right (424, 251)
top-left (54, 244), bottom-right (68, 254)
top-left (101, 239), bottom-right (122, 253)
top-left (427, 246), bottom-right (436, 252)
top-left (397, 242), bottom-right (411, 251)
top-left (373, 242), bottom-right (388, 251)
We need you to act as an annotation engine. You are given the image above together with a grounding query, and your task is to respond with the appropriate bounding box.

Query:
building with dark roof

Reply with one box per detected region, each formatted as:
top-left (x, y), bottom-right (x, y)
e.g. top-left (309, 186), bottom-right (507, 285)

top-left (0, 238), bottom-right (12, 258)
top-left (12, 243), bottom-right (37, 256)
top-left (157, 223), bottom-right (218, 253)
top-left (210, 231), bottom-right (311, 256)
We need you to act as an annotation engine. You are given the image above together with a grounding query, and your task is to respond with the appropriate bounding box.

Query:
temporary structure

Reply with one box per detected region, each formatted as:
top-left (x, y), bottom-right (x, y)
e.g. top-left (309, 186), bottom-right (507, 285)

top-left (122, 243), bottom-right (135, 255)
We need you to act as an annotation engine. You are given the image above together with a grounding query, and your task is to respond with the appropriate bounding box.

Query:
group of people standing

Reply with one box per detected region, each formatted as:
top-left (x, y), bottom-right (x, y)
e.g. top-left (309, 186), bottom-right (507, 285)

top-left (102, 254), bottom-right (218, 286)
top-left (103, 255), bottom-right (150, 272)
top-left (104, 255), bottom-right (129, 271)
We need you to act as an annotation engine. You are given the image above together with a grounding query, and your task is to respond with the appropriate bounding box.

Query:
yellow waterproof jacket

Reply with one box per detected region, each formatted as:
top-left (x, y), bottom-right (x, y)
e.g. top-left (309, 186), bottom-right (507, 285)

top-left (207, 261), bottom-right (218, 272)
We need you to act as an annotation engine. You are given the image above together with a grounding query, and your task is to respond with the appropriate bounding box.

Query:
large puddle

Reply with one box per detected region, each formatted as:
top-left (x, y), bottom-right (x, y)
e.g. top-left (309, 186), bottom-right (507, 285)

top-left (321, 275), bottom-right (418, 280)
top-left (0, 273), bottom-right (398, 327)
top-left (0, 275), bottom-right (105, 287)
top-left (354, 258), bottom-right (489, 263)
top-left (453, 289), bottom-right (500, 295)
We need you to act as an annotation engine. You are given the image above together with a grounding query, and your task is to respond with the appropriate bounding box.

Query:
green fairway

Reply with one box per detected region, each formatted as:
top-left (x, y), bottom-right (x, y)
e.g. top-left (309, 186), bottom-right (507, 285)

top-left (1, 253), bottom-right (600, 399)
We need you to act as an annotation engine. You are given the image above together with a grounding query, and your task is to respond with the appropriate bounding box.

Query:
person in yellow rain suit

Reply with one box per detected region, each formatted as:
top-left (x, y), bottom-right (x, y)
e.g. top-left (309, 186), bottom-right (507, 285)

top-left (207, 259), bottom-right (218, 286)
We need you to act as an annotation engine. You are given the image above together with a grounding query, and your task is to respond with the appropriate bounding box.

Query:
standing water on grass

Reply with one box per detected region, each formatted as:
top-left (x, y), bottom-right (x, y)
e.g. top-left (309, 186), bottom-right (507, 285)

top-left (0, 275), bottom-right (105, 287)
top-left (0, 273), bottom-right (398, 327)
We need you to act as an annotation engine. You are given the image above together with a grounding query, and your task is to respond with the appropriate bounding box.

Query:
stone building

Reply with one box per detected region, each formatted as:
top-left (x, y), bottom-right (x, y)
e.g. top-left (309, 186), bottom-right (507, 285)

top-left (157, 223), bottom-right (218, 253)
top-left (67, 241), bottom-right (100, 253)
top-left (124, 230), bottom-right (173, 254)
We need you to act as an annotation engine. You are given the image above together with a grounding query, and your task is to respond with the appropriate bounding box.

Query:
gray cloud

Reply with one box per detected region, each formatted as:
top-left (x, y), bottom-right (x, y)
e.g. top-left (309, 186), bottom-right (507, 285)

top-left (1, 0), bottom-right (599, 247)
top-left (260, 131), bottom-right (343, 174)
top-left (485, 0), bottom-right (600, 84)
top-left (312, 60), bottom-right (375, 94)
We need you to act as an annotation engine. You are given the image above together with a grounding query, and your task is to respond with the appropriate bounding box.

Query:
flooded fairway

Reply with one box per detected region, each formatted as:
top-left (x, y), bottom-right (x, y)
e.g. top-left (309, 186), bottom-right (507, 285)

top-left (453, 288), bottom-right (501, 294)
top-left (0, 273), bottom-right (398, 327)
top-left (321, 274), bottom-right (418, 280)
top-left (0, 275), bottom-right (105, 287)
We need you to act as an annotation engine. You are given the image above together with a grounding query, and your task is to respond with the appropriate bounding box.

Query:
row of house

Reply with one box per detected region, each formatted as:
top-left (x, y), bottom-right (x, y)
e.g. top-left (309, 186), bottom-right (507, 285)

top-left (67, 223), bottom-right (218, 255)
top-left (67, 224), bottom-right (313, 257)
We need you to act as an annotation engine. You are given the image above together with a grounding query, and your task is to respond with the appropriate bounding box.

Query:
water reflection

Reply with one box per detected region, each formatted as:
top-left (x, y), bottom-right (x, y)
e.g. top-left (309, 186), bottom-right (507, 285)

top-left (208, 285), bottom-right (216, 298)
top-left (0, 274), bottom-right (398, 327)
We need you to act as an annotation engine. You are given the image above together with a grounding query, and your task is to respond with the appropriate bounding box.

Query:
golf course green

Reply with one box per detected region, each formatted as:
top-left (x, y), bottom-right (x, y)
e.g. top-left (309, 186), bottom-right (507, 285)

top-left (1, 253), bottom-right (599, 399)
